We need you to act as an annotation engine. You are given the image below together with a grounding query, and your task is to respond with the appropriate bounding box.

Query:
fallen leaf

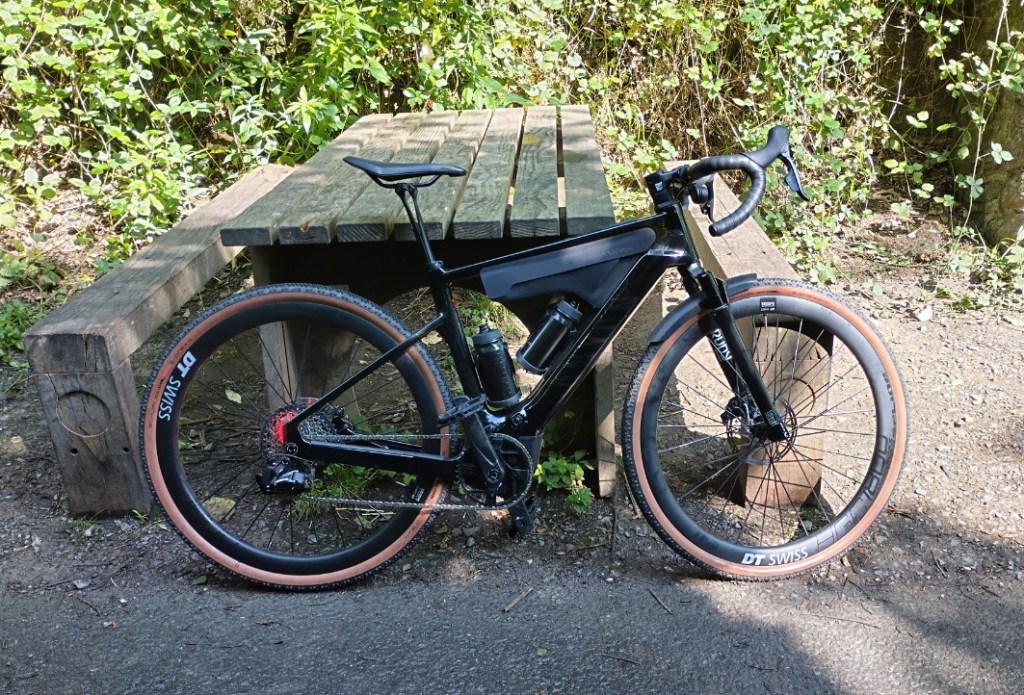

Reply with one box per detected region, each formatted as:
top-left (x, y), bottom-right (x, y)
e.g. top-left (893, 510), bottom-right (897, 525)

top-left (203, 496), bottom-right (236, 521)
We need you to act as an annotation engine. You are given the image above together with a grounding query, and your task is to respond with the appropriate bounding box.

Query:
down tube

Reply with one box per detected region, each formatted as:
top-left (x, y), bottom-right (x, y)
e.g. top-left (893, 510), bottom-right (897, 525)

top-left (514, 251), bottom-right (682, 436)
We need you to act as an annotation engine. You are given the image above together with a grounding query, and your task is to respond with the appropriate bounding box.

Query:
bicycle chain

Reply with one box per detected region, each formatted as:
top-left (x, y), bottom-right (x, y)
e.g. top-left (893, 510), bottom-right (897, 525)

top-left (297, 429), bottom-right (535, 513)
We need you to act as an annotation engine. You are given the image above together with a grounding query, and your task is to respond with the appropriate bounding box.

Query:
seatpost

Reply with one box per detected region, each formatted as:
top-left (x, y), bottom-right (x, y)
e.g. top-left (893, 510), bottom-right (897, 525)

top-left (396, 184), bottom-right (439, 268)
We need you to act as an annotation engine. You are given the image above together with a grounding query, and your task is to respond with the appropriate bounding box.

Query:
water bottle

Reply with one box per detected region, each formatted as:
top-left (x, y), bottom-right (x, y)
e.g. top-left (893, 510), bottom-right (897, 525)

top-left (517, 300), bottom-right (582, 374)
top-left (472, 325), bottom-right (521, 408)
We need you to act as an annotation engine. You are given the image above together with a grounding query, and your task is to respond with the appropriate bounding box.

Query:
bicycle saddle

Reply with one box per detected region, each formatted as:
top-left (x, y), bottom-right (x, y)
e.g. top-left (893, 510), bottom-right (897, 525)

top-left (344, 156), bottom-right (466, 183)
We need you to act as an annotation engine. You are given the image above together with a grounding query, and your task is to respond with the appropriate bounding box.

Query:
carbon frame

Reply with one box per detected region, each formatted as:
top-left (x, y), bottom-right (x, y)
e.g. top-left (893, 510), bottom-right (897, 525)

top-left (287, 188), bottom-right (777, 480)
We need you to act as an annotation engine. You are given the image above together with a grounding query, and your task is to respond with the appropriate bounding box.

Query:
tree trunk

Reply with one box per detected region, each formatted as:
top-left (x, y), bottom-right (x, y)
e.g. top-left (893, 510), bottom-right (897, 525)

top-left (962, 0), bottom-right (1024, 245)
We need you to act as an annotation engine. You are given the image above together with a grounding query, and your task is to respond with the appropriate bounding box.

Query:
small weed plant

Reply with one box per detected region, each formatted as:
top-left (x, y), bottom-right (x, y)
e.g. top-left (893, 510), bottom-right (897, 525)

top-left (536, 408), bottom-right (595, 515)
top-left (0, 300), bottom-right (44, 368)
top-left (535, 448), bottom-right (594, 516)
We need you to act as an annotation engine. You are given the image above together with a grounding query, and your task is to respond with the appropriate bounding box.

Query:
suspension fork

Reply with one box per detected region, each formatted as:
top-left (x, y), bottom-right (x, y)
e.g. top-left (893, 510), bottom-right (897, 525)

top-left (689, 266), bottom-right (789, 442)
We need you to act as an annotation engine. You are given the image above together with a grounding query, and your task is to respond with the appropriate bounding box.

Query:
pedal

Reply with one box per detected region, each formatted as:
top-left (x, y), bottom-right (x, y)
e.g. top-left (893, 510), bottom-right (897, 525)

top-left (437, 395), bottom-right (485, 426)
top-left (508, 495), bottom-right (540, 537)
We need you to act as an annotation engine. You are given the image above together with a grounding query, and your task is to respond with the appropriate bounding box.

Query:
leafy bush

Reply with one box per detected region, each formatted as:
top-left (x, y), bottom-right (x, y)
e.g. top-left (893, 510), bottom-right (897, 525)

top-left (535, 449), bottom-right (594, 516)
top-left (0, 299), bottom-right (44, 368)
top-left (0, 0), bottom-right (519, 256)
top-left (2, 0), bottom-right (1021, 304)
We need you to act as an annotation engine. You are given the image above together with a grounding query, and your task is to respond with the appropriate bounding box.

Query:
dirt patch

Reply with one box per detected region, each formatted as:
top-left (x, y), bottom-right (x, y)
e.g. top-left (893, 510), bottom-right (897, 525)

top-left (1, 212), bottom-right (1023, 597)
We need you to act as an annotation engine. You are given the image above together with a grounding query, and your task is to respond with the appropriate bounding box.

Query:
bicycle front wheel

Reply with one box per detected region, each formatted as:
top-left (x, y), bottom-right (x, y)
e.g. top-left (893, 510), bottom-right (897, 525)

top-left (140, 284), bottom-right (452, 589)
top-left (623, 279), bottom-right (907, 579)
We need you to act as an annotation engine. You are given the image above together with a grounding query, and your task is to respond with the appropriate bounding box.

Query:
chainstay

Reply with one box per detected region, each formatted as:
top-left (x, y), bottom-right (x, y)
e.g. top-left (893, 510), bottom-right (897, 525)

top-left (300, 432), bottom-right (534, 513)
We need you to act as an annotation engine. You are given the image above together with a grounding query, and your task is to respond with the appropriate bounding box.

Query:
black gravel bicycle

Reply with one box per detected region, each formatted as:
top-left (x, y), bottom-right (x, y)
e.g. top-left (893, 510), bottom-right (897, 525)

top-left (140, 125), bottom-right (907, 589)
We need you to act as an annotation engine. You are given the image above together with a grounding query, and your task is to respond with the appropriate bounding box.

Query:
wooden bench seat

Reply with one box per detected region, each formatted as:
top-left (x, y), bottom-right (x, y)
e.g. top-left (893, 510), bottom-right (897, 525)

top-left (24, 165), bottom-right (292, 514)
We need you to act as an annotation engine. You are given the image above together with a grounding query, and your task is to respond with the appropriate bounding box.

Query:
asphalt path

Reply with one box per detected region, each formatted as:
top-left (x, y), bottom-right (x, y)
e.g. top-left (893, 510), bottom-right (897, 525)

top-left (4, 548), bottom-right (1022, 695)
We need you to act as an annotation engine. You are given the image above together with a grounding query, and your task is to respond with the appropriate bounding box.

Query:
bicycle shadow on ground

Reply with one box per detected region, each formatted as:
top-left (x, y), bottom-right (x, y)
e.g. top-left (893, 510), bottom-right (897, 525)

top-left (401, 491), bottom-right (1024, 695)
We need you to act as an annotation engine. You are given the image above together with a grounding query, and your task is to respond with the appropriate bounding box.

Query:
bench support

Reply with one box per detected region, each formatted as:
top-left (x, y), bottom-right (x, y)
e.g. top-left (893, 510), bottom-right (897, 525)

top-left (24, 166), bottom-right (293, 514)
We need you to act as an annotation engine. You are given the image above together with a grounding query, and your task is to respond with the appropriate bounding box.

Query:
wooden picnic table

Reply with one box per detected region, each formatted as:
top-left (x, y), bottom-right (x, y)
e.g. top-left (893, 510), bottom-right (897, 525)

top-left (23, 106), bottom-right (806, 516)
top-left (220, 106), bottom-right (620, 494)
top-left (221, 107), bottom-right (614, 292)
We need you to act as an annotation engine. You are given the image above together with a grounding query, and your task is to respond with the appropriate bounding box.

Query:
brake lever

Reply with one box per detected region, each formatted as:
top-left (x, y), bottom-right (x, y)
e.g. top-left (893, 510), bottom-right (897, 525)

top-left (700, 185), bottom-right (715, 220)
top-left (778, 151), bottom-right (810, 201)
top-left (687, 174), bottom-right (716, 222)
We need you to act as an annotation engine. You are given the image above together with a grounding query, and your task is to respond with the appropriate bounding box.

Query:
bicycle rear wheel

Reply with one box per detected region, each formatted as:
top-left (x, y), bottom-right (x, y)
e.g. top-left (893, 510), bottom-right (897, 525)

top-left (623, 280), bottom-right (907, 579)
top-left (140, 284), bottom-right (452, 589)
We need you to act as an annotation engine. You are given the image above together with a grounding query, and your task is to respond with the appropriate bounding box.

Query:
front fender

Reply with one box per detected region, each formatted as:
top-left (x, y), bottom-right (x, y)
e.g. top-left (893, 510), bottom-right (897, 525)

top-left (647, 273), bottom-right (760, 344)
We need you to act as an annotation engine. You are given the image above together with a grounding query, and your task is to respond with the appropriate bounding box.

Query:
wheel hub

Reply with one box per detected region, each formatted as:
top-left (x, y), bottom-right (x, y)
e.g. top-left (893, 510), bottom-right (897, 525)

top-left (256, 399), bottom-right (319, 494)
top-left (722, 395), bottom-right (799, 461)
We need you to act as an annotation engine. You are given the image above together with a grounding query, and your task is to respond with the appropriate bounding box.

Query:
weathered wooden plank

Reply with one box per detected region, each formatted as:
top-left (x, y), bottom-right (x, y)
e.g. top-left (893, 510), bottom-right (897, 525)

top-left (560, 105), bottom-right (615, 235)
top-left (32, 362), bottom-right (150, 514)
top-left (739, 329), bottom-right (830, 507)
top-left (336, 111), bottom-right (459, 242)
top-left (510, 106), bottom-right (560, 237)
top-left (667, 163), bottom-right (798, 281)
top-left (393, 110), bottom-right (492, 241)
top-left (452, 109), bottom-right (524, 239)
top-left (26, 165), bottom-right (294, 372)
top-left (273, 112), bottom-right (426, 244)
top-left (220, 117), bottom-right (389, 246)
top-left (591, 346), bottom-right (617, 497)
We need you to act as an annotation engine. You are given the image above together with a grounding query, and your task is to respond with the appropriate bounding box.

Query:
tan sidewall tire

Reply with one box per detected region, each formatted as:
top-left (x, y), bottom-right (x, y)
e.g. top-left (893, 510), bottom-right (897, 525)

top-left (628, 282), bottom-right (907, 578)
top-left (141, 288), bottom-right (448, 588)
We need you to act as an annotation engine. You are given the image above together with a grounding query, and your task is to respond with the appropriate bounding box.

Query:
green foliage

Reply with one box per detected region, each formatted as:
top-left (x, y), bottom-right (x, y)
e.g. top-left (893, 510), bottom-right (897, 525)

top-left (537, 408), bottom-right (594, 514)
top-left (1, 244), bottom-right (63, 292)
top-left (0, 0), bottom-right (517, 252)
top-left (453, 288), bottom-right (523, 339)
top-left (535, 449), bottom-right (593, 515)
top-left (904, 2), bottom-right (1024, 307)
top-left (0, 242), bottom-right (60, 368)
top-left (479, 0), bottom-right (901, 279)
top-left (945, 231), bottom-right (1024, 308)
top-left (2, 0), bottom-right (215, 245)
top-left (3, 0), bottom-right (1023, 309)
top-left (0, 299), bottom-right (44, 368)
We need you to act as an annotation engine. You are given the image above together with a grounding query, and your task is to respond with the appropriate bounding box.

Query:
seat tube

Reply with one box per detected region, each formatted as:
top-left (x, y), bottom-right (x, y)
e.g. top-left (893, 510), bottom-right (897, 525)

top-left (396, 184), bottom-right (485, 400)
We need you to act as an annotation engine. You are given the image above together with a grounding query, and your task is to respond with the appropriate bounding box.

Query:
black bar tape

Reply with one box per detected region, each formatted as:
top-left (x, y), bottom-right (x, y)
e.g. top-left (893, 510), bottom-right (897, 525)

top-left (709, 165), bottom-right (765, 236)
top-left (682, 154), bottom-right (766, 237)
